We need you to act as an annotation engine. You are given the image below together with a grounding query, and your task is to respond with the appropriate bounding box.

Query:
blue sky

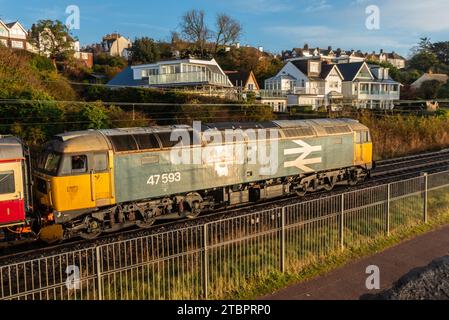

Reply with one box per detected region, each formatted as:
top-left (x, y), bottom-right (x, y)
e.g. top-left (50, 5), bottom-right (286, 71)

top-left (2, 0), bottom-right (449, 57)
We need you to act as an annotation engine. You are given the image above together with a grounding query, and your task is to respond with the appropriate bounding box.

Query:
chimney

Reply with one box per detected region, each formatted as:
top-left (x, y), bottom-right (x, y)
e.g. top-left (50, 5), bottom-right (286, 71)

top-left (380, 49), bottom-right (384, 54)
top-left (304, 43), bottom-right (309, 50)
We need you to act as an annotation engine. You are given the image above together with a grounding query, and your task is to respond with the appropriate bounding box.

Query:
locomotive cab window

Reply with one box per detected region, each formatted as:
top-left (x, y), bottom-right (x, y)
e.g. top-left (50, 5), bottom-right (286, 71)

top-left (356, 131), bottom-right (371, 143)
top-left (93, 153), bottom-right (108, 172)
top-left (71, 155), bottom-right (87, 173)
top-left (0, 171), bottom-right (15, 194)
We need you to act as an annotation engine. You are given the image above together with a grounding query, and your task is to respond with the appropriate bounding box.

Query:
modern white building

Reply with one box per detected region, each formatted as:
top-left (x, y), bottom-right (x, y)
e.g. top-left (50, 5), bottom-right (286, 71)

top-left (108, 58), bottom-right (233, 89)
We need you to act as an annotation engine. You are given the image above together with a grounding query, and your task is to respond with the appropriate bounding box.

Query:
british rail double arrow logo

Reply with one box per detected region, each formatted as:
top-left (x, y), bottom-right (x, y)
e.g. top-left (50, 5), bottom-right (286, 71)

top-left (284, 140), bottom-right (322, 172)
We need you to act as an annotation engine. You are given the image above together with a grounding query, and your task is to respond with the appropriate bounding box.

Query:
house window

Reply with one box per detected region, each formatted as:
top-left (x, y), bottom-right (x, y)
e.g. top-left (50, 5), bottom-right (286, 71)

top-left (11, 41), bottom-right (23, 49)
top-left (360, 84), bottom-right (369, 93)
top-left (248, 83), bottom-right (254, 91)
top-left (310, 62), bottom-right (319, 73)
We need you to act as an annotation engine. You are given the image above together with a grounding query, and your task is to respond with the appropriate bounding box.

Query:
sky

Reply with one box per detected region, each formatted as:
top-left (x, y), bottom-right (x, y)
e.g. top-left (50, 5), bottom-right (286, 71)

top-left (1, 0), bottom-right (449, 57)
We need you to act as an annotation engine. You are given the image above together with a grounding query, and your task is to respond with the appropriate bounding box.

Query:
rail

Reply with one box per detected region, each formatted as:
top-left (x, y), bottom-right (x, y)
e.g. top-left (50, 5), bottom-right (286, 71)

top-left (2, 170), bottom-right (449, 300)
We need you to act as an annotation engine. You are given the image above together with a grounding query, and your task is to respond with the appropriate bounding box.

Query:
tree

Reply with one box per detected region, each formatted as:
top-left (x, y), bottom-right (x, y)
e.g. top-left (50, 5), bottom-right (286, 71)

top-left (430, 41), bottom-right (449, 65)
top-left (130, 37), bottom-right (161, 64)
top-left (417, 80), bottom-right (442, 99)
top-left (213, 14), bottom-right (242, 53)
top-left (409, 51), bottom-right (439, 73)
top-left (28, 20), bottom-right (75, 65)
top-left (180, 10), bottom-right (211, 57)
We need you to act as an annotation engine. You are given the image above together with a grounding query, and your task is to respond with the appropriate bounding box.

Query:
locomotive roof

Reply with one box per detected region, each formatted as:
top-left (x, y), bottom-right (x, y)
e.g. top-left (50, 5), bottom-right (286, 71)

top-left (0, 136), bottom-right (24, 160)
top-left (47, 119), bottom-right (369, 153)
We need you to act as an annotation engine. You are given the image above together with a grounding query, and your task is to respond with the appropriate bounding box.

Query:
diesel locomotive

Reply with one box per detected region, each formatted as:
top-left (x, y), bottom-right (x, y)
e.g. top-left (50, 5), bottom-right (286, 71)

top-left (0, 118), bottom-right (373, 243)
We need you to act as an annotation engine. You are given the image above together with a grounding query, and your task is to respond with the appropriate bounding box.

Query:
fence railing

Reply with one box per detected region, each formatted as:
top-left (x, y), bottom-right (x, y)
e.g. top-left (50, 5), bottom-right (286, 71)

top-left (2, 171), bottom-right (449, 300)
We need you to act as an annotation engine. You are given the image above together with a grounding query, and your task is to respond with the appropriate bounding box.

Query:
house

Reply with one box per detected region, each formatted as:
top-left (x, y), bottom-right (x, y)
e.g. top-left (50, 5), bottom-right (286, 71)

top-left (282, 44), bottom-right (365, 64)
top-left (338, 62), bottom-right (401, 109)
top-left (366, 49), bottom-right (407, 69)
top-left (225, 70), bottom-right (260, 92)
top-left (101, 33), bottom-right (132, 59)
top-left (411, 72), bottom-right (449, 89)
top-left (263, 59), bottom-right (344, 109)
top-left (73, 51), bottom-right (94, 68)
top-left (108, 58), bottom-right (233, 90)
top-left (0, 20), bottom-right (29, 50)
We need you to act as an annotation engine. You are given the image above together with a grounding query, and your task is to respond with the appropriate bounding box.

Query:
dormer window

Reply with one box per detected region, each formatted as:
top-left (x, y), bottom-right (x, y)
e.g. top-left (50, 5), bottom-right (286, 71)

top-left (310, 62), bottom-right (319, 73)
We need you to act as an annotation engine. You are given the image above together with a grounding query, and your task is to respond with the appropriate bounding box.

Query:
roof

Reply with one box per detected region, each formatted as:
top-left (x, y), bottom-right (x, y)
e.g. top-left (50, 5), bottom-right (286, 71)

top-left (265, 74), bottom-right (296, 82)
top-left (0, 136), bottom-right (24, 160)
top-left (320, 64), bottom-right (335, 79)
top-left (4, 21), bottom-right (27, 34)
top-left (411, 73), bottom-right (449, 88)
top-left (44, 119), bottom-right (369, 154)
top-left (225, 70), bottom-right (260, 89)
top-left (107, 66), bottom-right (148, 87)
top-left (290, 60), bottom-right (309, 75)
top-left (225, 71), bottom-right (250, 86)
top-left (336, 62), bottom-right (366, 81)
top-left (289, 60), bottom-right (340, 81)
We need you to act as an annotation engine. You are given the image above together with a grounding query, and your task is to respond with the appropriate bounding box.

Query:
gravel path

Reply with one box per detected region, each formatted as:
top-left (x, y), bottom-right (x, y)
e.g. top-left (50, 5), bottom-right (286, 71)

top-left (373, 256), bottom-right (449, 300)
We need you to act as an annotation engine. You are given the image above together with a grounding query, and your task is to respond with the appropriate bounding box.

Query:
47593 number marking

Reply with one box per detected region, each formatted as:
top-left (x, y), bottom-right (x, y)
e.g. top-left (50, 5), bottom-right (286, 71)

top-left (147, 172), bottom-right (181, 185)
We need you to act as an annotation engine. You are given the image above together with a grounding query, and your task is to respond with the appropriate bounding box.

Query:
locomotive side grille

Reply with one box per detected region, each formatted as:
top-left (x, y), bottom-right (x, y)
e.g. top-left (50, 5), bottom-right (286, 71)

top-left (282, 127), bottom-right (315, 138)
top-left (324, 125), bottom-right (352, 135)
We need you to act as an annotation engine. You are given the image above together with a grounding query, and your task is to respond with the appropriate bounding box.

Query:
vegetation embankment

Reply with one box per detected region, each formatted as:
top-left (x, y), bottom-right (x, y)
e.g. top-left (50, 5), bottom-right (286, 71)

top-left (0, 47), bottom-right (273, 145)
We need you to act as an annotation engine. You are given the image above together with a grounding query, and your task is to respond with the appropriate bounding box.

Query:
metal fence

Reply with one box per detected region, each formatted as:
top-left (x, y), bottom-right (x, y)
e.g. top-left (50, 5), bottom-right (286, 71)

top-left (2, 170), bottom-right (449, 300)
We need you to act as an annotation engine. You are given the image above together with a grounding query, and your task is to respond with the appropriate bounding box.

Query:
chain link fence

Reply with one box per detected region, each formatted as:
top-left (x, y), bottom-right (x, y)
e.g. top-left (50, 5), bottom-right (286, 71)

top-left (2, 170), bottom-right (449, 300)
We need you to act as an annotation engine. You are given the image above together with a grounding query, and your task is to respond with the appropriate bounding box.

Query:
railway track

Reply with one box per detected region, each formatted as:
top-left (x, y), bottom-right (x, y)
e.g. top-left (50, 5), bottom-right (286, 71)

top-left (1, 148), bottom-right (449, 264)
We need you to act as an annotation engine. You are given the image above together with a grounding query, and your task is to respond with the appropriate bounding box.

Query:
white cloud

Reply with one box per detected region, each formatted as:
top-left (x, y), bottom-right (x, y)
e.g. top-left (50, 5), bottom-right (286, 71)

top-left (231, 0), bottom-right (293, 13)
top-left (305, 0), bottom-right (332, 12)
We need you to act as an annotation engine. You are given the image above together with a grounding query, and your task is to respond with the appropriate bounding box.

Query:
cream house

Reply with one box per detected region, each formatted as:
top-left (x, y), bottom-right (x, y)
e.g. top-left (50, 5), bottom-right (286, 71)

top-left (101, 33), bottom-right (132, 59)
top-left (0, 20), bottom-right (28, 50)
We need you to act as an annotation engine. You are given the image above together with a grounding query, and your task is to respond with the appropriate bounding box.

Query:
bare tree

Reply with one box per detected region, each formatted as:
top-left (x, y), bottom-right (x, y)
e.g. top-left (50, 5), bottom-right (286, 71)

top-left (180, 10), bottom-right (211, 56)
top-left (214, 14), bottom-right (242, 53)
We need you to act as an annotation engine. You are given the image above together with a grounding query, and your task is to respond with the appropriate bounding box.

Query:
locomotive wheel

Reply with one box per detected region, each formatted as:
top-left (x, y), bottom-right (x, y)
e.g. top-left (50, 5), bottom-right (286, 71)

top-left (136, 218), bottom-right (156, 229)
top-left (79, 218), bottom-right (102, 240)
top-left (186, 201), bottom-right (201, 219)
top-left (323, 177), bottom-right (335, 191)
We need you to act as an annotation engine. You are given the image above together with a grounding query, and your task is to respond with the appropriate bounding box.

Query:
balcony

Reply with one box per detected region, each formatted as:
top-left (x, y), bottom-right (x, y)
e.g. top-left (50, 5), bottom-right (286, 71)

top-left (259, 89), bottom-right (291, 98)
top-left (148, 71), bottom-right (230, 87)
top-left (293, 86), bottom-right (325, 95)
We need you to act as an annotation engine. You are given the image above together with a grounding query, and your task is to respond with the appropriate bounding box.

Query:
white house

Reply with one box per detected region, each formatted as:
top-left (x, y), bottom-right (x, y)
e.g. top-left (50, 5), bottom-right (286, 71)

top-left (108, 58), bottom-right (233, 89)
top-left (264, 59), bottom-right (344, 108)
top-left (338, 62), bottom-right (401, 109)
